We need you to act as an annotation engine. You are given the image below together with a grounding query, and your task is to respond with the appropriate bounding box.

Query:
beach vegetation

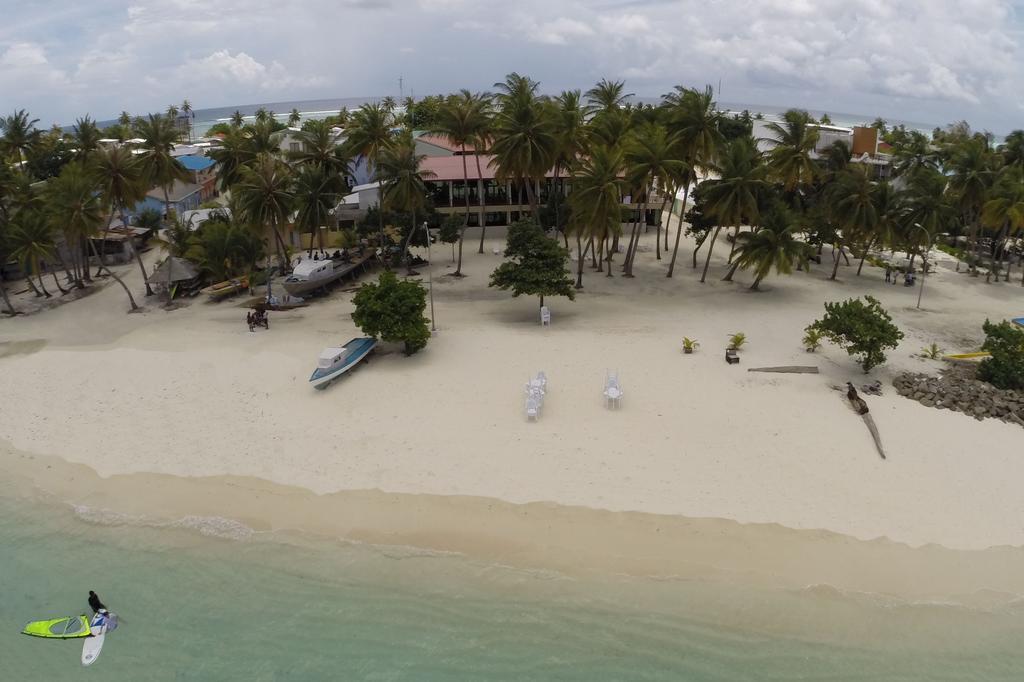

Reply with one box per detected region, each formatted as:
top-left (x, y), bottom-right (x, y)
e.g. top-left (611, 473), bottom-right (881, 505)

top-left (808, 296), bottom-right (903, 372)
top-left (682, 337), bottom-right (700, 353)
top-left (135, 114), bottom-right (190, 220)
top-left (439, 214), bottom-right (461, 261)
top-left (376, 132), bottom-right (436, 266)
top-left (351, 270), bottom-right (430, 355)
top-left (727, 201), bottom-right (812, 288)
top-left (728, 332), bottom-right (747, 350)
top-left (802, 327), bottom-right (823, 352)
top-left (490, 218), bottom-right (575, 308)
top-left (233, 155), bottom-right (294, 272)
top-left (185, 219), bottom-right (265, 284)
top-left (344, 101), bottom-right (396, 250)
top-left (920, 343), bottom-right (944, 360)
top-left (977, 320), bottom-right (1024, 390)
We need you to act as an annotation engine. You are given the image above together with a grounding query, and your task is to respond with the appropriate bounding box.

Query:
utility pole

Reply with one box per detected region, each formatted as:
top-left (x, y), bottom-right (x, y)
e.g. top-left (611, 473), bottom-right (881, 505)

top-left (399, 76), bottom-right (404, 101)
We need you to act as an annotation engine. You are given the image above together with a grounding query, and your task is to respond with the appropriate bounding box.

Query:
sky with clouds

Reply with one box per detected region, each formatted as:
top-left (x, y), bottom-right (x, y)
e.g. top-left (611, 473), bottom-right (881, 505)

top-left (1, 0), bottom-right (1023, 132)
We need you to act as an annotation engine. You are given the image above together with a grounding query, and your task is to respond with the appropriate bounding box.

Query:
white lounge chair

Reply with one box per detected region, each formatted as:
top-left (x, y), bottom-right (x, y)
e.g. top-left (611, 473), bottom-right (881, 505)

top-left (540, 306), bottom-right (551, 326)
top-left (493, 247), bottom-right (502, 256)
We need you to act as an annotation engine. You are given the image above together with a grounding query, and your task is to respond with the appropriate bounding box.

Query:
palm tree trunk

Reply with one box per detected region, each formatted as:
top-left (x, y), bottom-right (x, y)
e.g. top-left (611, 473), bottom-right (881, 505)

top-left (721, 259), bottom-right (741, 282)
top-left (655, 196), bottom-right (668, 260)
top-left (0, 281), bottom-right (14, 315)
top-left (25, 271), bottom-right (42, 297)
top-left (728, 226), bottom-right (740, 263)
top-left (270, 218), bottom-right (290, 272)
top-left (88, 238), bottom-right (139, 311)
top-left (699, 226), bottom-right (722, 283)
top-left (475, 154), bottom-right (487, 253)
top-left (96, 213), bottom-right (116, 276)
top-left (524, 178), bottom-right (540, 225)
top-left (830, 244), bottom-right (844, 280)
top-left (50, 266), bottom-right (68, 295)
top-left (80, 237), bottom-right (93, 283)
top-left (457, 146), bottom-right (470, 268)
top-left (666, 183), bottom-right (691, 277)
top-left (596, 238), bottom-right (604, 273)
top-left (605, 235), bottom-right (614, 277)
top-left (163, 186), bottom-right (172, 224)
top-left (623, 208), bottom-right (640, 276)
top-left (575, 234), bottom-right (585, 289)
top-left (856, 238), bottom-right (876, 276)
top-left (122, 209), bottom-right (154, 295)
top-left (750, 274), bottom-right (765, 290)
top-left (36, 263), bottom-right (51, 297)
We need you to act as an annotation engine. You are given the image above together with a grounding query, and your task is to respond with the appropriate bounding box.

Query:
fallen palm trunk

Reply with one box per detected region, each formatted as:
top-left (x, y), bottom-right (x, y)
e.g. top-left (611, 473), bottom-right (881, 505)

top-left (747, 366), bottom-right (819, 374)
top-left (861, 413), bottom-right (886, 460)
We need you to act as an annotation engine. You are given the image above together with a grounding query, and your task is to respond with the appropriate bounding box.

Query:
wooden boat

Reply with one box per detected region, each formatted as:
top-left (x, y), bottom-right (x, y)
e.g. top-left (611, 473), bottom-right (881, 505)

top-left (282, 252), bottom-right (375, 297)
top-left (201, 276), bottom-right (249, 299)
top-left (310, 337), bottom-right (376, 389)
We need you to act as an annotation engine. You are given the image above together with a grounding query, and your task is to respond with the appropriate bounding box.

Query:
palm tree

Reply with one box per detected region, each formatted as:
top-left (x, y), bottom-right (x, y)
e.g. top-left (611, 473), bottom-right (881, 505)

top-left (381, 96), bottom-right (396, 113)
top-left (234, 155), bottom-right (294, 270)
top-left (1001, 130), bottom-right (1024, 170)
top-left (135, 114), bottom-right (189, 220)
top-left (856, 180), bottom-right (903, 276)
top-left (210, 126), bottom-right (253, 192)
top-left (345, 102), bottom-right (394, 249)
top-left (45, 162), bottom-right (138, 309)
top-left (181, 100), bottom-right (193, 142)
top-left (1, 109), bottom-right (41, 168)
top-left (569, 144), bottom-right (625, 282)
top-left (764, 109), bottom-right (820, 195)
top-left (376, 134), bottom-right (436, 265)
top-left (730, 203), bottom-right (811, 289)
top-left (230, 110), bottom-right (245, 128)
top-left (289, 120), bottom-right (352, 180)
top-left (982, 166), bottom-right (1024, 282)
top-left (293, 165), bottom-right (341, 257)
top-left (622, 123), bottom-right (682, 276)
top-left (186, 220), bottom-right (265, 283)
top-left (166, 104), bottom-right (179, 120)
top-left (9, 210), bottom-right (60, 296)
top-left (947, 136), bottom-right (996, 273)
top-left (585, 78), bottom-right (633, 114)
top-left (662, 85), bottom-right (724, 276)
top-left (430, 93), bottom-right (483, 275)
top-left (72, 116), bottom-right (101, 161)
top-left (904, 168), bottom-right (955, 266)
top-left (93, 145), bottom-right (153, 293)
top-left (490, 73), bottom-right (557, 225)
top-left (288, 108), bottom-right (302, 127)
top-left (700, 136), bottom-right (766, 283)
top-left (551, 90), bottom-right (588, 247)
top-left (247, 120), bottom-right (283, 156)
top-left (892, 130), bottom-right (938, 178)
top-left (254, 108), bottom-right (270, 124)
top-left (119, 111), bottom-right (133, 128)
top-left (826, 167), bottom-right (876, 280)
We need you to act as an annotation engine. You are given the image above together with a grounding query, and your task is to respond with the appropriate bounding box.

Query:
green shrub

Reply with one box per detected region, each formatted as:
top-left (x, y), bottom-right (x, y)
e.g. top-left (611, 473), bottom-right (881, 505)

top-left (977, 320), bottom-right (1024, 389)
top-left (808, 296), bottom-right (903, 372)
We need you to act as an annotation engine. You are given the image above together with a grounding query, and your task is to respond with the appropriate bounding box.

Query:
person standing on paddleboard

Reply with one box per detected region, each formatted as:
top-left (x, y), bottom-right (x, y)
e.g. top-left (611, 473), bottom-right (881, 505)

top-left (88, 591), bottom-right (107, 614)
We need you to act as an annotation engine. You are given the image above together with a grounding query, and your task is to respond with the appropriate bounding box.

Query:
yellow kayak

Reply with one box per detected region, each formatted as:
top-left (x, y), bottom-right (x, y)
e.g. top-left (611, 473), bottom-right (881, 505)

top-left (943, 352), bottom-right (990, 360)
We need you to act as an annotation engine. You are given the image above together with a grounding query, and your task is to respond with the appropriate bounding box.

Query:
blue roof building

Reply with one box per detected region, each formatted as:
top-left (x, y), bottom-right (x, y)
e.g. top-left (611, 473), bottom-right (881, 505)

top-left (177, 155), bottom-right (216, 172)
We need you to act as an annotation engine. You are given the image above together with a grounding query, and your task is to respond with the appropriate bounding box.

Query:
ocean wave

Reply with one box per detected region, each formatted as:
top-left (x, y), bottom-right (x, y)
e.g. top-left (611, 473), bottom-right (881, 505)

top-left (70, 504), bottom-right (254, 541)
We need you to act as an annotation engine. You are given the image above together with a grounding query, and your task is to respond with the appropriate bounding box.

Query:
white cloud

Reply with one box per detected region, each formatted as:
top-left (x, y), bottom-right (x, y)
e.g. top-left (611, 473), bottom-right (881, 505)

top-left (3, 0), bottom-right (1024, 132)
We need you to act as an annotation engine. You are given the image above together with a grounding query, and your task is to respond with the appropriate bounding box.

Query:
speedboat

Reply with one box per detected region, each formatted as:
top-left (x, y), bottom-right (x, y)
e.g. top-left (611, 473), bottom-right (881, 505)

top-left (310, 337), bottom-right (376, 389)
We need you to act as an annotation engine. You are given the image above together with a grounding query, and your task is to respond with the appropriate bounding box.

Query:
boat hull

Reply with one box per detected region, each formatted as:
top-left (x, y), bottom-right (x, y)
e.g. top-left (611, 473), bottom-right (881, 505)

top-left (310, 338), bottom-right (376, 389)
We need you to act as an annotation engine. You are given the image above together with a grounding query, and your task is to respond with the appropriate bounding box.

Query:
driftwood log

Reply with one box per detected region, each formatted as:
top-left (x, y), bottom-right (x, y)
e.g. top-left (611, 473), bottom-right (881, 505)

top-left (748, 366), bottom-right (819, 374)
top-left (836, 383), bottom-right (887, 460)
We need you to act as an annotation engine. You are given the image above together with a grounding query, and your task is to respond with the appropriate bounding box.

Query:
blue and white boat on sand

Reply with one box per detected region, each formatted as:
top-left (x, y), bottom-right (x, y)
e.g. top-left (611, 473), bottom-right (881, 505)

top-left (310, 337), bottom-right (377, 389)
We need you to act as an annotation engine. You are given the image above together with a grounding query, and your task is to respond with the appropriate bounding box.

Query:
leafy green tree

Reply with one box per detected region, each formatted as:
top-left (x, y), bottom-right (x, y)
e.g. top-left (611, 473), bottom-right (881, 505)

top-left (569, 144), bottom-right (625, 280)
top-left (293, 165), bottom-right (341, 257)
top-left (977, 320), bottom-right (1024, 389)
top-left (351, 270), bottom-right (430, 355)
top-left (72, 116), bottom-right (102, 162)
top-left (439, 214), bottom-right (461, 261)
top-left (288, 108), bottom-right (301, 127)
top-left (9, 210), bottom-right (60, 296)
top-left (807, 296), bottom-right (903, 372)
top-left (185, 220), bottom-right (265, 283)
top-left (490, 218), bottom-right (575, 307)
top-left (765, 109), bottom-right (820, 195)
top-left (622, 122), bottom-right (681, 275)
top-left (700, 136), bottom-right (766, 282)
top-left (376, 133), bottom-right (434, 264)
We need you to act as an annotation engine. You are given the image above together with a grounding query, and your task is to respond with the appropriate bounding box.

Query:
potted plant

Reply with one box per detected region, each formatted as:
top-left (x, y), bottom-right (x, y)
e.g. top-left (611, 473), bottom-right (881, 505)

top-left (682, 337), bottom-right (700, 354)
top-left (728, 332), bottom-right (747, 351)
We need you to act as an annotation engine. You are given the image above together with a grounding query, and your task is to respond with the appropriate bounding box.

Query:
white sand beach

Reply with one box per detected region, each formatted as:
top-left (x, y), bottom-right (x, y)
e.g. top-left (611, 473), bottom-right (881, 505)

top-left (2, 224), bottom-right (1023, 579)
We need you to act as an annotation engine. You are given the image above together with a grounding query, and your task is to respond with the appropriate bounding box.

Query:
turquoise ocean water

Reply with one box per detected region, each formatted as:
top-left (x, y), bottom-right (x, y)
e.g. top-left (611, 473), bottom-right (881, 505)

top-left (4, 480), bottom-right (1024, 680)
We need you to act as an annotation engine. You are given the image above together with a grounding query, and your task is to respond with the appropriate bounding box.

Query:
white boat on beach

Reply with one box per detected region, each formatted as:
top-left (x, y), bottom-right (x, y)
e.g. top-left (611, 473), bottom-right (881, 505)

top-left (283, 258), bottom-right (345, 296)
top-left (310, 337), bottom-right (377, 389)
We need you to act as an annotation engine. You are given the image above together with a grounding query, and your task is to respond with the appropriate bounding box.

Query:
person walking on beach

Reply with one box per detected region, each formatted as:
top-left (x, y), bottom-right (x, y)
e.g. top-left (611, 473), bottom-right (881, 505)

top-left (884, 266), bottom-right (891, 283)
top-left (246, 311), bottom-right (254, 332)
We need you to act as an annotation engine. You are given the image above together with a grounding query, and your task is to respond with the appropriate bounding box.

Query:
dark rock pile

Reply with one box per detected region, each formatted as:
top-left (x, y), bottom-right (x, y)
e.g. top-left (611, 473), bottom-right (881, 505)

top-left (893, 363), bottom-right (1024, 426)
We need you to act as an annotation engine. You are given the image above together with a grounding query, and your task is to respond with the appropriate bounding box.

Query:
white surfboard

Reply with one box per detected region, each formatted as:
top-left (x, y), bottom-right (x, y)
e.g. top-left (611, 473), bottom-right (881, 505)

top-left (81, 612), bottom-right (113, 667)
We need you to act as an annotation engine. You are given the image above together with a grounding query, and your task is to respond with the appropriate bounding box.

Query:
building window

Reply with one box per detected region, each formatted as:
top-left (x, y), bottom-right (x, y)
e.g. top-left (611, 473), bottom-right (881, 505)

top-left (289, 143), bottom-right (300, 153)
